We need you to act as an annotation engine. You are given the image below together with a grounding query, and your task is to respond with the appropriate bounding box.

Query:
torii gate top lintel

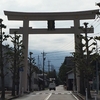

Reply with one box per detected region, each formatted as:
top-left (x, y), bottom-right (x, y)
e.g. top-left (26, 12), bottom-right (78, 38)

top-left (4, 9), bottom-right (99, 20)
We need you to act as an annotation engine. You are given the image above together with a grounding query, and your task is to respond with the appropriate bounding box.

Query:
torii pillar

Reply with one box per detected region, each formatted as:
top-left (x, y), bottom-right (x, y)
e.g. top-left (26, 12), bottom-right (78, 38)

top-left (22, 19), bottom-right (29, 91)
top-left (4, 9), bottom-right (99, 92)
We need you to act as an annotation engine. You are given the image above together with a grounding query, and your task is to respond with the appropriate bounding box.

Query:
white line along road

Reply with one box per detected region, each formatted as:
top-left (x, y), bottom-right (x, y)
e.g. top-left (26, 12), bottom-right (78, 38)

top-left (44, 93), bottom-right (52, 100)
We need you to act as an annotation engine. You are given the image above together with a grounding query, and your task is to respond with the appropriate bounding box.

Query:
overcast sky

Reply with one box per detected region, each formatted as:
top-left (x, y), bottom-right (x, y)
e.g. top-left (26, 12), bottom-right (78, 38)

top-left (0, 0), bottom-right (100, 71)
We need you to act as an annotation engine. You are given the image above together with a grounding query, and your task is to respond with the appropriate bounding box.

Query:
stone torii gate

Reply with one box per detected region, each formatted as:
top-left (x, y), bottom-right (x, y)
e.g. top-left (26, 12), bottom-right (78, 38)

top-left (4, 9), bottom-right (99, 92)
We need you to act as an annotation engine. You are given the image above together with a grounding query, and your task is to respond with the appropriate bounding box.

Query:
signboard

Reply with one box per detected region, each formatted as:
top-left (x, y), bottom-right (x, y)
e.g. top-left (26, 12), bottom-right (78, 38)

top-left (19, 67), bottom-right (23, 71)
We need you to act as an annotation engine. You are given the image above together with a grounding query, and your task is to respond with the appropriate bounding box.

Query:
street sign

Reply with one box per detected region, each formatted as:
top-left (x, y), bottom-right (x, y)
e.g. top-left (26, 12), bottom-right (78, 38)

top-left (19, 67), bottom-right (23, 71)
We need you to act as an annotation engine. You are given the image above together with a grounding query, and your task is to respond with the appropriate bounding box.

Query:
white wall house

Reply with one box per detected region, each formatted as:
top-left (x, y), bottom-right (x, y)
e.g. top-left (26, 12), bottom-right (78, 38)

top-left (66, 70), bottom-right (74, 90)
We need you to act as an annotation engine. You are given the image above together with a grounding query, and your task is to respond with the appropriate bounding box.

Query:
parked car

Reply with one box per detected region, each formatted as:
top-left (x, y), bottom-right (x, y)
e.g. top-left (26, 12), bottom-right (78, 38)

top-left (49, 82), bottom-right (56, 90)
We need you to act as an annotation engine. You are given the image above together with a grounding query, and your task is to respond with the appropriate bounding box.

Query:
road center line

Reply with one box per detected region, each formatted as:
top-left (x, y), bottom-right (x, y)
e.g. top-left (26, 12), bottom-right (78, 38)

top-left (44, 93), bottom-right (52, 100)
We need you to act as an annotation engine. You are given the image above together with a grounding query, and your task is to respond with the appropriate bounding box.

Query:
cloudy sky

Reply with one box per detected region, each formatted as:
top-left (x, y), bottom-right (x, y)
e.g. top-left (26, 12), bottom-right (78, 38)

top-left (0, 0), bottom-right (100, 71)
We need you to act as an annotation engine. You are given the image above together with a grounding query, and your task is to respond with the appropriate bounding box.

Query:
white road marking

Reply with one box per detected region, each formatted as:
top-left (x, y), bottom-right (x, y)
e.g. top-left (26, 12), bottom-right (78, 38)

top-left (44, 93), bottom-right (52, 100)
top-left (33, 91), bottom-right (72, 95)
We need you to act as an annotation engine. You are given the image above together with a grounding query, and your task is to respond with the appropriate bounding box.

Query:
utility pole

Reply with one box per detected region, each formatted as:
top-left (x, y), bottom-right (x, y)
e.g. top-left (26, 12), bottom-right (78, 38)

top-left (84, 22), bottom-right (89, 100)
top-left (84, 22), bottom-right (92, 98)
top-left (94, 39), bottom-right (99, 94)
top-left (29, 52), bottom-right (33, 91)
top-left (84, 22), bottom-right (89, 63)
top-left (96, 2), bottom-right (100, 94)
top-left (96, 41), bottom-right (99, 94)
top-left (84, 22), bottom-right (89, 89)
top-left (41, 51), bottom-right (46, 90)
top-left (48, 60), bottom-right (50, 73)
top-left (38, 55), bottom-right (40, 73)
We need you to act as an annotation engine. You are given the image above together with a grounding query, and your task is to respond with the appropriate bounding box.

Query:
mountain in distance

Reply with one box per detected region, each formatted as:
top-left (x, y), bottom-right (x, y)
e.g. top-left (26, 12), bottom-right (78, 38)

top-left (28, 49), bottom-right (72, 72)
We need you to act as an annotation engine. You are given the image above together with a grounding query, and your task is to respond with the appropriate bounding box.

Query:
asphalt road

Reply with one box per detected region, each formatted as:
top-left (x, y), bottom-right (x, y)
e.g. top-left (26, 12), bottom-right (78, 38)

top-left (13, 85), bottom-right (78, 100)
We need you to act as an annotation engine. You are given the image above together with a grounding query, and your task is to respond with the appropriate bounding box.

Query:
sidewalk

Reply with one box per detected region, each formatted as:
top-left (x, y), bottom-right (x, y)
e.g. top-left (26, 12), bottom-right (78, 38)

top-left (97, 95), bottom-right (100, 100)
top-left (0, 91), bottom-right (28, 100)
top-left (5, 94), bottom-right (18, 100)
top-left (74, 91), bottom-right (100, 100)
top-left (91, 91), bottom-right (100, 100)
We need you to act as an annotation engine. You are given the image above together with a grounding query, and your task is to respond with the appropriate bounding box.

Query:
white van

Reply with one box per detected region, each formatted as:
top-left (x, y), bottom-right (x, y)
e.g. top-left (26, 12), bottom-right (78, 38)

top-left (49, 83), bottom-right (56, 90)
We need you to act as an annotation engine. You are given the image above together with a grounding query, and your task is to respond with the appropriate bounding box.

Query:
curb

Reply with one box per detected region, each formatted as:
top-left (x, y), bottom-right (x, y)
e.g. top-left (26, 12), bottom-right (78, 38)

top-left (6, 93), bottom-right (31, 100)
top-left (72, 92), bottom-right (85, 100)
top-left (7, 96), bottom-right (19, 100)
top-left (77, 93), bottom-right (85, 100)
top-left (71, 93), bottom-right (79, 100)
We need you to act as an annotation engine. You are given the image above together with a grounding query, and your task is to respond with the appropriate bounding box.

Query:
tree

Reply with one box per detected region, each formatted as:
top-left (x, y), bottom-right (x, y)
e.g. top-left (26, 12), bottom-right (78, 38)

top-left (27, 52), bottom-right (37, 91)
top-left (73, 29), bottom-right (97, 98)
top-left (0, 18), bottom-right (9, 99)
top-left (72, 34), bottom-right (86, 95)
top-left (6, 32), bottom-right (24, 96)
top-left (58, 63), bottom-right (72, 84)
